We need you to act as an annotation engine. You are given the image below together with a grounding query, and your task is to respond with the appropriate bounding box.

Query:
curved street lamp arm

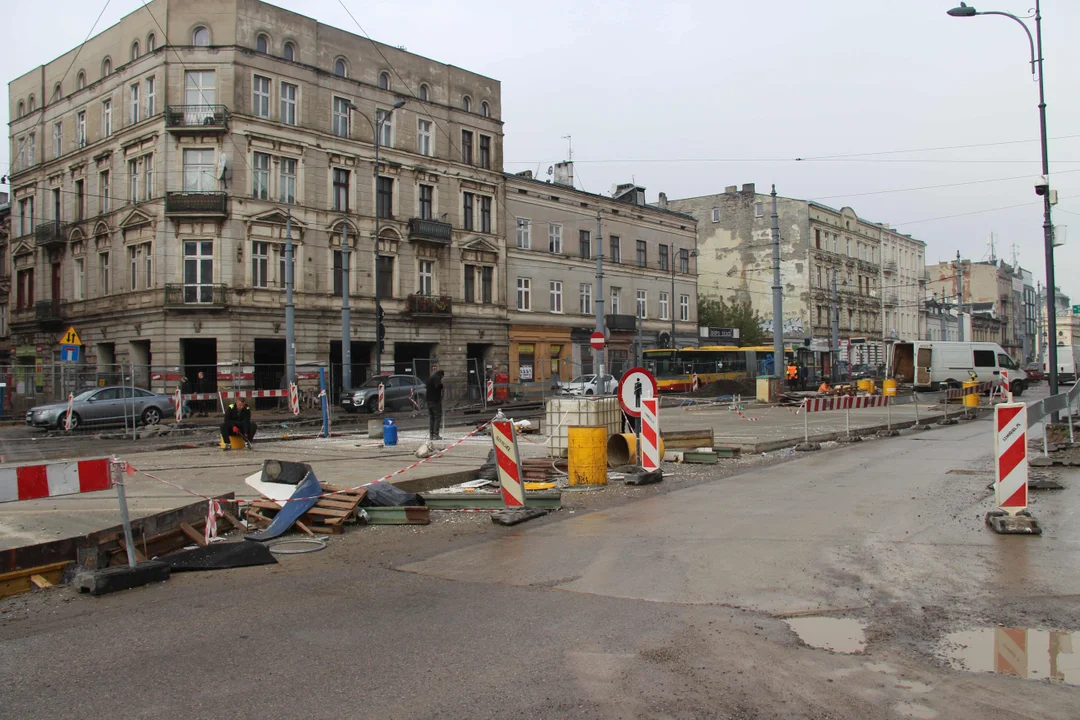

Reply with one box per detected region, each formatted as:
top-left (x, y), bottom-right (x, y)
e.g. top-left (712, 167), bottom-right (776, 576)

top-left (974, 10), bottom-right (1038, 78)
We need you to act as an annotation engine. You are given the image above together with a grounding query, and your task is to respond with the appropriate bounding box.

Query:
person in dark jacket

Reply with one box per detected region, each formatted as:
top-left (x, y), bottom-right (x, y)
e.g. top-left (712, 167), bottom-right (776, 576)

top-left (425, 370), bottom-right (445, 440)
top-left (221, 397), bottom-right (257, 449)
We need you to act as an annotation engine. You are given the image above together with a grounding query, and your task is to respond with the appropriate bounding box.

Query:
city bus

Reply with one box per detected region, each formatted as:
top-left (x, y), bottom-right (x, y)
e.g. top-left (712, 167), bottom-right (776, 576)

top-left (643, 345), bottom-right (794, 392)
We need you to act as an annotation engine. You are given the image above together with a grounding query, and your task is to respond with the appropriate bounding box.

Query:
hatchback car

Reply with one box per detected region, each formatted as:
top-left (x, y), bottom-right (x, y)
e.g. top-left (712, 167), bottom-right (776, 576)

top-left (25, 386), bottom-right (175, 431)
top-left (557, 374), bottom-right (618, 396)
top-left (1023, 362), bottom-right (1045, 382)
top-left (341, 375), bottom-right (427, 413)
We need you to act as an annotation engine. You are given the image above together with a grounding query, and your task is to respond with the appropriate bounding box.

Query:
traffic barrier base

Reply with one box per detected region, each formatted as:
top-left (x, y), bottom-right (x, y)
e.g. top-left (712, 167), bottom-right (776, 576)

top-left (985, 510), bottom-right (1042, 535)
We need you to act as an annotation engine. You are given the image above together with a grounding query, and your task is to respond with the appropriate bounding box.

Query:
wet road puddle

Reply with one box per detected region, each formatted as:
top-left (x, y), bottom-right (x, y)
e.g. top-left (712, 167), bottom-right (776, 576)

top-left (940, 628), bottom-right (1079, 686)
top-left (785, 617), bottom-right (867, 654)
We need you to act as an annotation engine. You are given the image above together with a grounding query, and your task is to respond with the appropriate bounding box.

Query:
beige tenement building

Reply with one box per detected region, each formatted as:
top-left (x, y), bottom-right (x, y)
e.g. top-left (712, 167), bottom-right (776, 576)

top-left (7, 0), bottom-right (507, 400)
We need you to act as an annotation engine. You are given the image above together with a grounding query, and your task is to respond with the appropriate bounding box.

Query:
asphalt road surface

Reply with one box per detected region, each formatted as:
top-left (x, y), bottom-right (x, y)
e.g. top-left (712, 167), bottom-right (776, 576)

top-left (2, 402), bottom-right (1078, 719)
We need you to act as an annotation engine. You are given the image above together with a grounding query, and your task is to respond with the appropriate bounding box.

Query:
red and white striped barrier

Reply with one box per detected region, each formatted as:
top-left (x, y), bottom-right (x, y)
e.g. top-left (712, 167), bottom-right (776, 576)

top-left (378, 383), bottom-right (385, 414)
top-left (289, 383), bottom-right (300, 415)
top-left (691, 374), bottom-right (700, 392)
top-left (0, 458), bottom-right (111, 503)
top-left (174, 387), bottom-right (183, 421)
top-left (943, 381), bottom-right (995, 400)
top-left (486, 379), bottom-right (494, 403)
top-left (219, 389), bottom-right (289, 399)
top-left (491, 419), bottom-right (525, 507)
top-left (1000, 370), bottom-right (1012, 403)
top-left (641, 397), bottom-right (661, 472)
top-left (64, 392), bottom-right (74, 432)
top-left (803, 395), bottom-right (891, 413)
top-left (994, 402), bottom-right (1028, 513)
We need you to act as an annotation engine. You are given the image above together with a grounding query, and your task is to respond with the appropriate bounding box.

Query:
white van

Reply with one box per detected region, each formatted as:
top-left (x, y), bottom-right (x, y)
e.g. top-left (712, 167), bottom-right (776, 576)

top-left (891, 341), bottom-right (1027, 395)
top-left (1053, 344), bottom-right (1080, 383)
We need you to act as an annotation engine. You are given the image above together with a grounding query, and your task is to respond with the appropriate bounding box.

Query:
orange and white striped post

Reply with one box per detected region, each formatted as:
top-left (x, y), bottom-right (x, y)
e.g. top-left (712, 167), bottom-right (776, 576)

top-left (289, 383), bottom-right (300, 416)
top-left (1000, 369), bottom-right (1012, 403)
top-left (641, 397), bottom-right (661, 472)
top-left (994, 402), bottom-right (1028, 514)
top-left (486, 379), bottom-right (494, 404)
top-left (377, 383), bottom-right (385, 414)
top-left (64, 393), bottom-right (74, 432)
top-left (174, 387), bottom-right (183, 422)
top-left (691, 373), bottom-right (700, 392)
top-left (491, 416), bottom-right (525, 507)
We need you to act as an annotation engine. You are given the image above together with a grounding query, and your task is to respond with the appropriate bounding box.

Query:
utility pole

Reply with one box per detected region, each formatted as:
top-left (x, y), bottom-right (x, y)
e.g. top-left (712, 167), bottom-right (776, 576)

top-left (957, 251), bottom-right (964, 342)
top-left (1037, 281), bottom-right (1044, 363)
top-left (373, 120), bottom-right (383, 380)
top-left (341, 222), bottom-right (352, 392)
top-left (831, 269), bottom-right (840, 382)
top-left (594, 212), bottom-right (606, 377)
top-left (285, 211), bottom-right (295, 386)
top-left (770, 186), bottom-right (784, 386)
top-left (880, 228), bottom-right (886, 367)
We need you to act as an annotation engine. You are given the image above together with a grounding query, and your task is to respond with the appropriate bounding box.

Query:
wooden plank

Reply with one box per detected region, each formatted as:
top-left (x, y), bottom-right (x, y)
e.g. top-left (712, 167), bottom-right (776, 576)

top-left (300, 506), bottom-right (352, 519)
top-left (294, 520), bottom-right (316, 537)
top-left (0, 561), bottom-right (72, 600)
top-left (220, 510), bottom-right (247, 532)
top-left (179, 522), bottom-right (208, 547)
top-left (30, 574), bottom-right (53, 589)
top-left (315, 498), bottom-right (360, 510)
top-left (117, 539), bottom-right (148, 563)
top-left (0, 561), bottom-right (72, 583)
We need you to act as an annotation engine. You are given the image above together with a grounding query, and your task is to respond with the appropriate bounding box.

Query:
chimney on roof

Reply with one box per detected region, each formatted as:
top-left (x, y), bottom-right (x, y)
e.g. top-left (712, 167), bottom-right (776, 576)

top-left (658, 192), bottom-right (668, 207)
top-left (553, 161), bottom-right (574, 188)
top-left (724, 185), bottom-right (738, 194)
top-left (742, 183), bottom-right (755, 194)
top-left (515, 170), bottom-right (533, 179)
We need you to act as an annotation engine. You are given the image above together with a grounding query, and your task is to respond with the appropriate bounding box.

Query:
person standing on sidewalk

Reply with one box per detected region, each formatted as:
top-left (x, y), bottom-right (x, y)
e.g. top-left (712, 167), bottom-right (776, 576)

top-left (425, 369), bottom-right (445, 440)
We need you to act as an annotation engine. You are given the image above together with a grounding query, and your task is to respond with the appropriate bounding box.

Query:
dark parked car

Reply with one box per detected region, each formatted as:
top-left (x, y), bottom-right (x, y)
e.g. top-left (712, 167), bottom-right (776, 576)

top-left (1024, 363), bottom-right (1045, 382)
top-left (25, 386), bottom-right (174, 431)
top-left (851, 364), bottom-right (880, 380)
top-left (341, 375), bottom-right (426, 413)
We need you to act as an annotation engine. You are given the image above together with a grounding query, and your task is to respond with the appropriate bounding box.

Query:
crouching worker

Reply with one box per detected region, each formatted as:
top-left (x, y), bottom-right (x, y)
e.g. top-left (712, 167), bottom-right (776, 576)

top-left (221, 397), bottom-right (257, 450)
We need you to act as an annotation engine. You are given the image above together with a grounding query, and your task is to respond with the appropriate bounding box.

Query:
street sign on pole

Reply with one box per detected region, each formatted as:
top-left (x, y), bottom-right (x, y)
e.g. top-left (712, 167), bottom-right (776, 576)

top-left (60, 345), bottom-right (80, 362)
top-left (618, 367), bottom-right (658, 418)
top-left (60, 326), bottom-right (82, 346)
top-left (590, 331), bottom-right (605, 351)
top-left (1072, 304), bottom-right (1080, 315)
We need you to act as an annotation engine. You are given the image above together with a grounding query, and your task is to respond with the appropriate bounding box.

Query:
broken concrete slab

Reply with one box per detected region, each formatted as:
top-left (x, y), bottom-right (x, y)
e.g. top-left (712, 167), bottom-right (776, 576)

top-left (837, 435), bottom-right (863, 443)
top-left (795, 442), bottom-right (821, 452)
top-left (74, 560), bottom-right (170, 596)
top-left (1029, 478), bottom-right (1065, 491)
top-left (491, 507), bottom-right (549, 526)
top-left (1030, 456), bottom-right (1054, 467)
top-left (985, 510), bottom-right (1042, 536)
top-left (938, 418), bottom-right (959, 426)
top-left (624, 469), bottom-right (664, 486)
top-left (877, 429), bottom-right (900, 437)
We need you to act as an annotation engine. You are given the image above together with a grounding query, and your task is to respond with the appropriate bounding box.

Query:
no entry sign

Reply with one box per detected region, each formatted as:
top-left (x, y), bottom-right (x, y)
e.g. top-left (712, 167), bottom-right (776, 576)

top-left (590, 332), bottom-right (605, 351)
top-left (618, 367), bottom-right (658, 418)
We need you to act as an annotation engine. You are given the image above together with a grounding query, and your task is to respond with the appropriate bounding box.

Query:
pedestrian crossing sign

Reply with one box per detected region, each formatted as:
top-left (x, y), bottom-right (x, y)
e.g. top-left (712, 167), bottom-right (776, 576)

top-left (60, 326), bottom-right (82, 346)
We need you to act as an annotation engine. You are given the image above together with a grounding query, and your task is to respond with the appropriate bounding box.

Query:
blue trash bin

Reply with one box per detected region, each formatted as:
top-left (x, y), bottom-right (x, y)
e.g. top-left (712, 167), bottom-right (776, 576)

top-left (383, 417), bottom-right (398, 446)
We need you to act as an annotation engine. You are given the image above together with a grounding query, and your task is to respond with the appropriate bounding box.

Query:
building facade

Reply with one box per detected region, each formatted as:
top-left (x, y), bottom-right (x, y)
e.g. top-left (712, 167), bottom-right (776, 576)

top-left (926, 258), bottom-right (1024, 360)
top-left (1021, 268), bottom-right (1037, 363)
top-left (504, 167), bottom-right (697, 384)
top-left (7, 0), bottom-right (508, 399)
top-left (877, 224), bottom-right (927, 350)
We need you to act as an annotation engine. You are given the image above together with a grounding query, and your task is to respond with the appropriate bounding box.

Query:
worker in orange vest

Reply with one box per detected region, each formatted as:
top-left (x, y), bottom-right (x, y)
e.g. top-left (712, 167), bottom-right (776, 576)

top-left (786, 364), bottom-right (797, 383)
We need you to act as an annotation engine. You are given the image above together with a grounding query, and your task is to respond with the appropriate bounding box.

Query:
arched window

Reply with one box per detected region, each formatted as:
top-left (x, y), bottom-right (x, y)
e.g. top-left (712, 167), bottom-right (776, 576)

top-left (462, 95), bottom-right (471, 113)
top-left (256, 34), bottom-right (269, 54)
top-left (192, 26), bottom-right (210, 46)
top-left (283, 41), bottom-right (295, 62)
top-left (52, 83), bottom-right (62, 102)
top-left (334, 58), bottom-right (347, 77)
top-left (17, 100), bottom-right (24, 117)
top-left (418, 83), bottom-right (429, 102)
top-left (77, 71), bottom-right (86, 90)
top-left (28, 95), bottom-right (35, 112)
top-left (131, 41), bottom-right (140, 60)
top-left (481, 101), bottom-right (490, 117)
top-left (102, 58), bottom-right (111, 76)
top-left (147, 33), bottom-right (155, 52)
top-left (378, 72), bottom-right (390, 90)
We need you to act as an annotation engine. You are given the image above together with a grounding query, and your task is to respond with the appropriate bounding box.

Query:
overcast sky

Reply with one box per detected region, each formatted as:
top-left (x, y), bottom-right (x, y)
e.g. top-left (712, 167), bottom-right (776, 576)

top-left (6, 0), bottom-right (1079, 300)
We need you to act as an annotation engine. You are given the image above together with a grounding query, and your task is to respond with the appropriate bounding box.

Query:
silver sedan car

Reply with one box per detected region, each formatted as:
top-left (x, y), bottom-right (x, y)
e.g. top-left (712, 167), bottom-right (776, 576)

top-left (25, 386), bottom-right (175, 431)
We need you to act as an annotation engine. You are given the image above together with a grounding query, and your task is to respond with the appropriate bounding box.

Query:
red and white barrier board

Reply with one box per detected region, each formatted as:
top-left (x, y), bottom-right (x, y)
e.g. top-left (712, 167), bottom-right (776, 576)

top-left (994, 402), bottom-right (1028, 513)
top-left (486, 380), bottom-right (494, 403)
top-left (803, 395), bottom-right (891, 413)
top-left (491, 420), bottom-right (525, 507)
top-left (378, 383), bottom-right (385, 414)
top-left (219, 389), bottom-right (289, 399)
top-left (944, 381), bottom-right (995, 400)
top-left (641, 397), bottom-right (661, 472)
top-left (0, 458), bottom-right (111, 503)
top-left (289, 383), bottom-right (300, 415)
top-left (691, 374), bottom-right (700, 392)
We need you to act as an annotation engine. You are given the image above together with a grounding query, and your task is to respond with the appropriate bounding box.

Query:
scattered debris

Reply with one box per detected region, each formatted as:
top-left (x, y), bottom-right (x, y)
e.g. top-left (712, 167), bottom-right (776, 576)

top-left (246, 472), bottom-right (323, 541)
top-left (362, 482), bottom-right (425, 508)
top-left (359, 507), bottom-right (431, 525)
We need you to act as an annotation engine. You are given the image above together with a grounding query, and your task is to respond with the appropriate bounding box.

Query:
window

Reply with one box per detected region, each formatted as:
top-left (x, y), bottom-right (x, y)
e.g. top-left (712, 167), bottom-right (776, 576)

top-left (193, 27), bottom-right (210, 46)
top-left (516, 218), bottom-right (531, 249)
top-left (332, 97), bottom-right (350, 137)
top-left (125, 85), bottom-right (141, 132)
top-left (16, 269), bottom-right (34, 309)
top-left (333, 168), bottom-right (350, 211)
top-left (145, 76), bottom-right (156, 116)
top-left (129, 159), bottom-right (139, 203)
top-left (481, 266), bottom-right (493, 304)
top-left (679, 248), bottom-right (690, 274)
top-left (754, 203), bottom-right (764, 218)
top-left (479, 197), bottom-right (492, 233)
top-left (129, 246), bottom-right (138, 289)
top-left (377, 176), bottom-right (393, 219)
top-left (419, 184), bottom-right (433, 220)
top-left (182, 148), bottom-right (215, 191)
top-left (610, 236), bottom-right (621, 264)
top-left (378, 72), bottom-right (390, 90)
top-left (462, 95), bottom-right (472, 112)
top-left (479, 135), bottom-right (491, 169)
top-left (548, 224), bottom-right (562, 254)
top-left (131, 41), bottom-right (140, 61)
top-left (418, 260), bottom-right (434, 296)
top-left (848, 309), bottom-right (853, 330)
top-left (75, 180), bottom-right (85, 221)
top-left (102, 59), bottom-right (111, 77)
top-left (637, 290), bottom-right (647, 319)
top-left (76, 111), bottom-right (86, 147)
top-left (815, 228), bottom-right (821, 249)
top-left (419, 84), bottom-right (429, 101)
top-left (376, 108), bottom-right (394, 147)
top-left (53, 121), bottom-right (63, 158)
top-left (516, 277), bottom-right (531, 310)
top-left (659, 291), bottom-right (669, 320)
top-left (550, 281), bottom-right (563, 313)
top-left (462, 192), bottom-right (474, 230)
top-left (610, 287), bottom-right (620, 314)
top-left (579, 230), bottom-right (591, 259)
top-left (74, 259), bottom-right (85, 300)
top-left (332, 250), bottom-right (344, 297)
top-left (334, 58), bottom-right (347, 77)
top-left (184, 70), bottom-right (216, 110)
top-left (17, 100), bottom-right (24, 118)
top-left (973, 350), bottom-right (996, 367)
top-left (376, 256), bottom-right (394, 299)
top-left (283, 42), bottom-right (295, 61)
top-left (77, 71), bottom-right (86, 90)
top-left (679, 294), bottom-right (690, 322)
top-left (17, 197), bottom-right (34, 235)
top-left (279, 158), bottom-right (296, 204)
top-left (465, 265), bottom-right (492, 304)
top-left (147, 33), bottom-right (155, 52)
top-left (636, 239), bottom-right (647, 268)
top-left (143, 243), bottom-right (153, 288)
top-left (99, 252), bottom-right (111, 296)
top-left (481, 101), bottom-right (490, 117)
top-left (580, 283), bottom-right (592, 315)
top-left (253, 152), bottom-right (271, 199)
top-left (417, 119), bottom-right (432, 155)
top-left (99, 170), bottom-right (110, 213)
top-left (461, 130), bottom-right (473, 164)
top-left (253, 75), bottom-right (271, 118)
top-left (658, 244), bottom-right (669, 271)
top-left (711, 207), bottom-right (720, 223)
top-left (256, 34), bottom-right (269, 54)
top-left (102, 100), bottom-right (112, 137)
top-left (464, 265), bottom-right (476, 302)
top-left (183, 240), bottom-right (214, 303)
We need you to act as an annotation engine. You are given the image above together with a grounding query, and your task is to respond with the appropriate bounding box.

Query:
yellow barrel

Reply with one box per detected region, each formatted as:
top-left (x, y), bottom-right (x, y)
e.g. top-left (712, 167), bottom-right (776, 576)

top-left (883, 378), bottom-right (897, 397)
top-left (606, 433), bottom-right (667, 468)
top-left (219, 435), bottom-right (246, 449)
top-left (962, 380), bottom-right (979, 407)
top-left (857, 379), bottom-right (873, 394)
top-left (568, 426), bottom-right (608, 486)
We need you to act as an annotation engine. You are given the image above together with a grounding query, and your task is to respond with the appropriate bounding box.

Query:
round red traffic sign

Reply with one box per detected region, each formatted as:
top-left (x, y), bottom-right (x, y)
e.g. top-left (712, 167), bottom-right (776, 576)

top-left (590, 331), bottom-right (605, 351)
top-left (618, 367), bottom-right (658, 418)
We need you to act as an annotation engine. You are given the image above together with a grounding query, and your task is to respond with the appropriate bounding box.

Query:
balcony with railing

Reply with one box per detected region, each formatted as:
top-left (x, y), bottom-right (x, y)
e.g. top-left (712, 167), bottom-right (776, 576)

top-left (883, 260), bottom-right (897, 274)
top-left (35, 299), bottom-right (66, 325)
top-left (166, 105), bottom-right (229, 133)
top-left (164, 283), bottom-right (227, 309)
top-left (883, 292), bottom-right (899, 307)
top-left (35, 220), bottom-right (70, 249)
top-left (406, 293), bottom-right (452, 317)
top-left (165, 191), bottom-right (228, 218)
top-left (408, 218), bottom-right (453, 245)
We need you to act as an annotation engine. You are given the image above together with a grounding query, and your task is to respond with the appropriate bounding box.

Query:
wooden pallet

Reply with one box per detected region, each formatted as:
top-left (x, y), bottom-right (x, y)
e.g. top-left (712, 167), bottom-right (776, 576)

top-left (245, 483), bottom-right (367, 535)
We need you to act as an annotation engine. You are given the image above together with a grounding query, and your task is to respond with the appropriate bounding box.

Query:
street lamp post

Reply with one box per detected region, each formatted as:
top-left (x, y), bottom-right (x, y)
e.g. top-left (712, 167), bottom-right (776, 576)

top-left (947, 1), bottom-right (1059, 405)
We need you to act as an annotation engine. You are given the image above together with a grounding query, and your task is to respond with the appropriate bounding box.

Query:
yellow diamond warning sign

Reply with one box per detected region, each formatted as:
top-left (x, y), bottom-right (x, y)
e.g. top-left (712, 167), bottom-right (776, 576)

top-left (60, 326), bottom-right (82, 346)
